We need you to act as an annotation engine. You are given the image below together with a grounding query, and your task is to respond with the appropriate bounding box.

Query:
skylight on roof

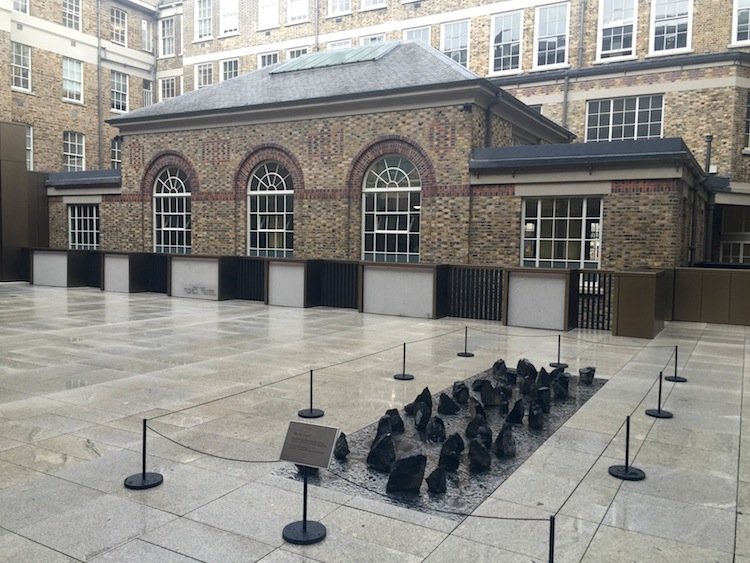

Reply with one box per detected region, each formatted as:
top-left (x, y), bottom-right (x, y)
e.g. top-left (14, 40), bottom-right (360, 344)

top-left (271, 42), bottom-right (398, 74)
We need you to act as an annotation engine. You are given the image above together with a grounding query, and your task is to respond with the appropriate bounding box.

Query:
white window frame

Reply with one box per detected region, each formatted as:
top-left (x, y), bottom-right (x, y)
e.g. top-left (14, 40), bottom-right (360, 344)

top-left (362, 156), bottom-right (422, 263)
top-left (13, 0), bottom-right (29, 14)
top-left (11, 42), bottom-right (31, 92)
top-left (159, 17), bottom-right (175, 57)
top-left (258, 0), bottom-right (279, 30)
top-left (220, 0), bottom-right (239, 34)
top-left (288, 0), bottom-right (309, 24)
top-left (521, 197), bottom-right (602, 269)
top-left (361, 0), bottom-right (386, 11)
top-left (734, 0), bottom-right (750, 44)
top-left (154, 167), bottom-right (192, 255)
top-left (597, 0), bottom-right (637, 60)
top-left (63, 131), bottom-right (85, 172)
top-left (361, 33), bottom-right (385, 45)
top-left (111, 8), bottom-right (127, 46)
top-left (195, 63), bottom-right (213, 89)
top-left (533, 2), bottom-right (570, 70)
top-left (62, 57), bottom-right (83, 103)
top-left (258, 52), bottom-right (279, 68)
top-left (196, 0), bottom-right (213, 40)
top-left (649, 0), bottom-right (692, 54)
top-left (160, 76), bottom-right (177, 100)
top-left (68, 204), bottom-right (100, 250)
top-left (327, 38), bottom-right (352, 50)
top-left (25, 125), bottom-right (33, 171)
top-left (287, 46), bottom-right (309, 59)
top-left (328, 0), bottom-right (351, 16)
top-left (490, 11), bottom-right (523, 75)
top-left (585, 94), bottom-right (664, 142)
top-left (441, 20), bottom-right (470, 68)
top-left (142, 19), bottom-right (153, 52)
top-left (62, 0), bottom-right (81, 31)
top-left (247, 162), bottom-right (295, 258)
top-left (403, 26), bottom-right (430, 44)
top-left (221, 58), bottom-right (239, 81)
top-left (143, 79), bottom-right (154, 106)
top-left (111, 137), bottom-right (122, 169)
top-left (111, 71), bottom-right (128, 112)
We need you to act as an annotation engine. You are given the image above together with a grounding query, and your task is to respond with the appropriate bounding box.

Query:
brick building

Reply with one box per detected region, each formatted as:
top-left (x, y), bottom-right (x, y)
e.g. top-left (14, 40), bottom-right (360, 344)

top-left (44, 42), bottom-right (706, 270)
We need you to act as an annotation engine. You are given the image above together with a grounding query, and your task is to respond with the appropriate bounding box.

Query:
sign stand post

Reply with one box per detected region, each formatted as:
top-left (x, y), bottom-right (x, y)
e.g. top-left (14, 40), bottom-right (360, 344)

top-left (282, 472), bottom-right (327, 544)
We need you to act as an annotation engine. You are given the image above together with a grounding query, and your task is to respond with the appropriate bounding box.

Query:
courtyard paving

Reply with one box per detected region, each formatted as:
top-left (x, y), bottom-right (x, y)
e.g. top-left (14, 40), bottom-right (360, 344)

top-left (0, 282), bottom-right (747, 562)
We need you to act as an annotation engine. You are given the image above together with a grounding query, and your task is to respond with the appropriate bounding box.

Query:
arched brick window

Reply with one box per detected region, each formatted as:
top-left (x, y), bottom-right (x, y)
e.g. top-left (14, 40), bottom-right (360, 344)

top-left (153, 166), bottom-right (191, 254)
top-left (247, 161), bottom-right (294, 257)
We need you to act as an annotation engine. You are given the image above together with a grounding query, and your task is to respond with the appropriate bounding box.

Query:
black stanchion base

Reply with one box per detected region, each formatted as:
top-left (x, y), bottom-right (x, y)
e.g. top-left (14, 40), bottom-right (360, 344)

top-left (645, 408), bottom-right (673, 419)
top-left (298, 408), bottom-right (325, 419)
top-left (665, 376), bottom-right (687, 383)
top-left (393, 373), bottom-right (415, 381)
top-left (608, 464), bottom-right (646, 481)
top-left (457, 352), bottom-right (475, 358)
top-left (282, 520), bottom-right (327, 545)
top-left (550, 362), bottom-right (568, 369)
top-left (124, 472), bottom-right (164, 490)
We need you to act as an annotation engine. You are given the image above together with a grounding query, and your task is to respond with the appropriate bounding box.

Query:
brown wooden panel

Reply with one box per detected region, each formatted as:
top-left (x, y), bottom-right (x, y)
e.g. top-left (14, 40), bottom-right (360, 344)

top-left (614, 274), bottom-right (657, 338)
top-left (729, 272), bottom-right (750, 325)
top-left (700, 271), bottom-right (731, 324)
top-left (673, 269), bottom-right (702, 321)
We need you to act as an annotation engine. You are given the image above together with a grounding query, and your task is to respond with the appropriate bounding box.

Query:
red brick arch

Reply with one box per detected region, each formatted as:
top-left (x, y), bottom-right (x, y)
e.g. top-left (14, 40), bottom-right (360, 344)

top-left (140, 151), bottom-right (200, 195)
top-left (233, 144), bottom-right (305, 197)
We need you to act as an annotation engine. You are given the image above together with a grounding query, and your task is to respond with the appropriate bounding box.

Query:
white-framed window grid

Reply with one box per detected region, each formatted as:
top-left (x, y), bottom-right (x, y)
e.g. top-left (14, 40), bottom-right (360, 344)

top-left (248, 162), bottom-right (294, 258)
top-left (534, 2), bottom-right (569, 68)
top-left (68, 204), bottom-right (99, 250)
top-left (258, 0), bottom-right (279, 30)
top-left (598, 0), bottom-right (636, 60)
top-left (720, 206), bottom-right (750, 263)
top-left (259, 52), bottom-right (279, 67)
top-left (650, 0), bottom-right (691, 53)
top-left (287, 47), bottom-right (309, 59)
top-left (13, 0), bottom-right (28, 14)
top-left (196, 0), bottom-right (212, 39)
top-left (490, 11), bottom-right (522, 74)
top-left (160, 17), bottom-right (175, 56)
top-left (585, 94), bottom-right (663, 141)
top-left (221, 58), bottom-right (239, 81)
top-left (195, 63), bottom-right (213, 89)
top-left (721, 242), bottom-right (750, 263)
top-left (328, 38), bottom-right (352, 50)
top-left (111, 137), bottom-right (122, 169)
top-left (62, 0), bottom-right (81, 30)
top-left (361, 33), bottom-right (385, 45)
top-left (220, 0), bottom-right (239, 34)
top-left (328, 0), bottom-right (351, 16)
top-left (361, 0), bottom-right (386, 11)
top-left (734, 0), bottom-right (750, 43)
top-left (362, 155), bottom-right (421, 263)
top-left (111, 8), bottom-right (127, 46)
top-left (25, 125), bottom-right (33, 171)
top-left (441, 20), bottom-right (469, 67)
top-left (11, 42), bottom-right (31, 91)
top-left (63, 131), bottom-right (85, 172)
top-left (288, 0), bottom-right (309, 24)
top-left (522, 197), bottom-right (602, 269)
top-left (143, 79), bottom-right (154, 106)
top-left (160, 76), bottom-right (177, 100)
top-left (111, 71), bottom-right (128, 112)
top-left (404, 26), bottom-right (430, 44)
top-left (142, 20), bottom-right (154, 52)
top-left (62, 57), bottom-right (83, 103)
top-left (154, 167), bottom-right (192, 254)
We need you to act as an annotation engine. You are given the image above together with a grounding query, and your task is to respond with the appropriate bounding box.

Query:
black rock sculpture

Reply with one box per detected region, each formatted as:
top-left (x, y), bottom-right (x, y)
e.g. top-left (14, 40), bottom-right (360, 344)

top-left (506, 399), bottom-right (524, 424)
top-left (437, 393), bottom-right (460, 415)
top-left (333, 432), bottom-right (350, 460)
top-left (504, 368), bottom-right (518, 386)
top-left (537, 386), bottom-right (551, 413)
top-left (386, 454), bottom-right (426, 494)
top-left (552, 372), bottom-right (570, 401)
top-left (367, 433), bottom-right (395, 472)
top-left (579, 366), bottom-right (596, 386)
top-left (426, 416), bottom-right (446, 443)
top-left (468, 438), bottom-right (491, 471)
top-left (465, 416), bottom-right (486, 439)
top-left (528, 400), bottom-right (544, 430)
top-left (426, 466), bottom-right (447, 493)
top-left (480, 380), bottom-right (501, 407)
top-left (404, 402), bottom-right (416, 416)
top-left (471, 378), bottom-right (487, 392)
top-left (550, 366), bottom-right (565, 380)
top-left (438, 449), bottom-right (460, 471)
top-left (375, 415), bottom-right (392, 441)
top-left (497, 384), bottom-right (513, 400)
top-left (493, 423), bottom-right (517, 458)
top-left (415, 387), bottom-right (433, 411)
top-left (452, 381), bottom-right (470, 404)
top-left (492, 359), bottom-right (507, 379)
top-left (517, 358), bottom-right (538, 382)
top-left (520, 376), bottom-right (534, 396)
top-left (385, 408), bottom-right (405, 433)
top-left (444, 432), bottom-right (465, 453)
top-left (468, 397), bottom-right (485, 420)
top-left (476, 424), bottom-right (493, 449)
top-left (498, 398), bottom-right (509, 415)
top-left (536, 367), bottom-right (552, 388)
top-left (414, 402), bottom-right (431, 430)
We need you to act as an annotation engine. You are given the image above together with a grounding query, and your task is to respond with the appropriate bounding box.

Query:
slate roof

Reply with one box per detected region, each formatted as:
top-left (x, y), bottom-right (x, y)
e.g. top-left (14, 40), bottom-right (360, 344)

top-left (46, 169), bottom-right (121, 188)
top-left (110, 42), bottom-right (480, 124)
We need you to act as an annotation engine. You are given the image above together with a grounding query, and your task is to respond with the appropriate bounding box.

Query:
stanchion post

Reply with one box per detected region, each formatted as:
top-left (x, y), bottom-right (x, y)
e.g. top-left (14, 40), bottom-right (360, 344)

top-left (457, 326), bottom-right (474, 358)
top-left (124, 418), bottom-right (164, 490)
top-left (550, 334), bottom-right (568, 369)
top-left (282, 470), bottom-right (326, 544)
top-left (393, 342), bottom-right (414, 380)
top-left (665, 344), bottom-right (687, 382)
top-left (646, 371), bottom-right (673, 419)
top-left (298, 370), bottom-right (324, 419)
top-left (548, 514), bottom-right (555, 563)
top-left (608, 416), bottom-right (646, 481)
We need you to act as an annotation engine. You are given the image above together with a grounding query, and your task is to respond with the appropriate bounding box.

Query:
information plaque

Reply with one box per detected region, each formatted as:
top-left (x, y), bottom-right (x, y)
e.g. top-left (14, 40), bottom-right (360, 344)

top-left (280, 421), bottom-right (339, 469)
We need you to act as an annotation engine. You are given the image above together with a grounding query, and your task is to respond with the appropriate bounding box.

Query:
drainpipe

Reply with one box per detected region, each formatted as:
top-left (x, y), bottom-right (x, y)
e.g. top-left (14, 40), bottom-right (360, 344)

top-left (703, 135), bottom-right (715, 262)
top-left (96, 0), bottom-right (104, 168)
top-left (313, 0), bottom-right (320, 52)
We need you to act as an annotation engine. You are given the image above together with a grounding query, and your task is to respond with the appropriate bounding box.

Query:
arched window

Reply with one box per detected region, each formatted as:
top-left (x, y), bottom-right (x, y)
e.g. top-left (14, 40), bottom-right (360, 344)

top-left (362, 155), bottom-right (421, 262)
top-left (247, 161), bottom-right (294, 257)
top-left (153, 167), bottom-right (191, 254)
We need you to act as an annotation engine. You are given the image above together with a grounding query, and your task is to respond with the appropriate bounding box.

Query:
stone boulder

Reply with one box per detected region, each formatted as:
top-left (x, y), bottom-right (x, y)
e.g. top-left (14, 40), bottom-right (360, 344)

top-left (386, 454), bottom-right (426, 494)
top-left (375, 415), bottom-right (392, 441)
top-left (437, 393), bottom-right (460, 415)
top-left (528, 400), bottom-right (544, 430)
top-left (504, 368), bottom-right (518, 386)
top-left (444, 432), bottom-right (465, 453)
top-left (493, 423), bottom-right (517, 458)
top-left (537, 387), bottom-right (551, 413)
top-left (476, 424), bottom-right (493, 449)
top-left (415, 387), bottom-right (433, 411)
top-left (471, 378), bottom-right (487, 392)
top-left (385, 408), bottom-right (405, 433)
top-left (506, 399), bottom-right (525, 424)
top-left (480, 380), bottom-right (501, 407)
top-left (579, 366), bottom-right (596, 385)
top-left (468, 438), bottom-right (491, 471)
top-left (414, 402), bottom-right (431, 430)
top-left (468, 397), bottom-right (485, 420)
top-left (333, 432), bottom-right (350, 460)
top-left (426, 416), bottom-right (446, 443)
top-left (367, 434), bottom-right (395, 472)
top-left (452, 381), bottom-right (470, 404)
top-left (465, 415), bottom-right (486, 439)
top-left (426, 466), bottom-right (447, 493)
top-left (517, 358), bottom-right (538, 382)
top-left (438, 448), bottom-right (460, 471)
top-left (492, 359), bottom-right (508, 379)
top-left (536, 367), bottom-right (552, 388)
top-left (552, 372), bottom-right (570, 401)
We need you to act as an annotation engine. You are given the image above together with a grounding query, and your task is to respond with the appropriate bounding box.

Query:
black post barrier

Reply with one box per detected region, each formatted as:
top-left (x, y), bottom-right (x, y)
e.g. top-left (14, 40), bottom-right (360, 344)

top-left (550, 334), bottom-right (568, 369)
top-left (393, 342), bottom-right (414, 380)
top-left (457, 326), bottom-right (475, 358)
top-left (646, 371), bottom-right (673, 419)
top-left (665, 345), bottom-right (687, 383)
top-left (282, 470), bottom-right (326, 545)
top-left (608, 415), bottom-right (646, 481)
top-left (298, 370), bottom-right (324, 419)
top-left (548, 515), bottom-right (555, 563)
top-left (124, 418), bottom-right (164, 490)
